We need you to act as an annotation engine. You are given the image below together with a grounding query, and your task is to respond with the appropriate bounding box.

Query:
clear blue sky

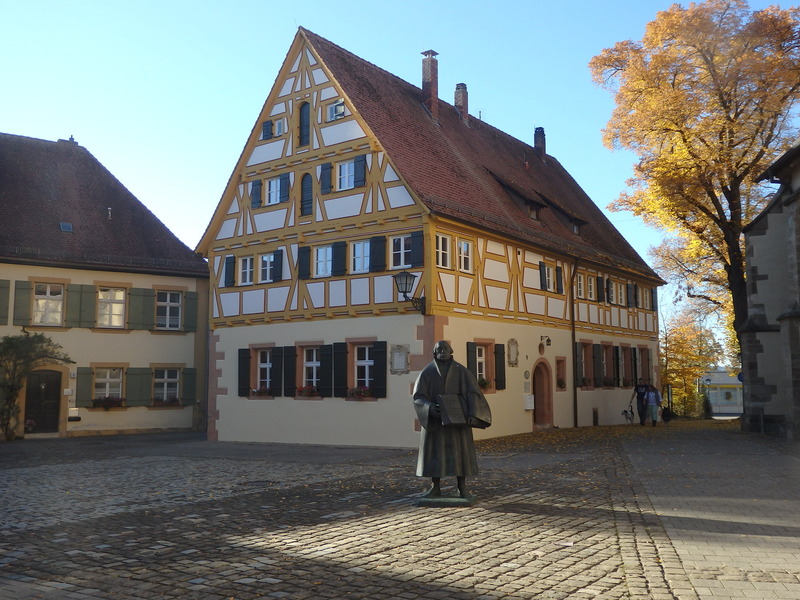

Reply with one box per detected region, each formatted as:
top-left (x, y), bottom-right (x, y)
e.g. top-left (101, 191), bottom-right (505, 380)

top-left (0, 0), bottom-right (780, 274)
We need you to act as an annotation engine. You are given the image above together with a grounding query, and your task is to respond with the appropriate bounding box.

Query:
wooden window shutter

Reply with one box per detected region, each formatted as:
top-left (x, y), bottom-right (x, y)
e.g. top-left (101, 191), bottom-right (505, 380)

top-left (224, 255), bottom-right (236, 287)
top-left (320, 162), bottom-right (332, 194)
top-left (298, 102), bottom-right (310, 146)
top-left (298, 246), bottom-right (311, 280)
top-left (596, 277), bottom-right (605, 302)
top-left (279, 173), bottom-right (290, 203)
top-left (251, 180), bottom-right (262, 209)
top-left (592, 344), bottom-right (603, 387)
top-left (65, 284), bottom-right (96, 328)
top-left (555, 267), bottom-right (564, 294)
top-left (651, 287), bottom-right (658, 312)
top-left (333, 342), bottom-right (348, 398)
top-left (626, 284), bottom-right (634, 307)
top-left (128, 288), bottom-right (154, 330)
top-left (126, 368), bottom-right (152, 407)
top-left (574, 342), bottom-right (584, 385)
top-left (300, 173), bottom-right (313, 215)
top-left (354, 154), bottom-right (367, 187)
top-left (631, 347), bottom-right (639, 381)
top-left (182, 368), bottom-right (197, 402)
top-left (283, 346), bottom-right (296, 397)
top-left (369, 236), bottom-right (386, 272)
top-left (410, 231), bottom-right (425, 267)
top-left (494, 343), bottom-right (506, 390)
top-left (332, 241), bottom-right (347, 277)
top-left (183, 292), bottom-right (198, 332)
top-left (76, 367), bottom-right (93, 408)
top-left (466, 342), bottom-right (477, 377)
top-left (634, 284), bottom-right (640, 308)
top-left (606, 279), bottom-right (614, 303)
top-left (272, 249), bottom-right (284, 282)
top-left (12, 280), bottom-right (31, 326)
top-left (371, 341), bottom-right (387, 398)
top-left (269, 347), bottom-right (284, 397)
top-left (318, 344), bottom-right (333, 397)
top-left (538, 262), bottom-right (547, 290)
top-left (262, 120), bottom-right (273, 140)
top-left (238, 348), bottom-right (251, 397)
top-left (0, 279), bottom-right (9, 326)
top-left (613, 346), bottom-right (621, 386)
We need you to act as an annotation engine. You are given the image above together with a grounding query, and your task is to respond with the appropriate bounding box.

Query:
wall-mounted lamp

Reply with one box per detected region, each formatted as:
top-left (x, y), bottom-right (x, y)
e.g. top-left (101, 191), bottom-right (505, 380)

top-left (392, 270), bottom-right (426, 314)
top-left (540, 335), bottom-right (552, 346)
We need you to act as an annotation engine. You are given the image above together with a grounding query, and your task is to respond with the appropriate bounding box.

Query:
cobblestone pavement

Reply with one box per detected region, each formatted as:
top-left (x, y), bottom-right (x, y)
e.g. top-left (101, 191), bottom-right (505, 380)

top-left (0, 422), bottom-right (798, 600)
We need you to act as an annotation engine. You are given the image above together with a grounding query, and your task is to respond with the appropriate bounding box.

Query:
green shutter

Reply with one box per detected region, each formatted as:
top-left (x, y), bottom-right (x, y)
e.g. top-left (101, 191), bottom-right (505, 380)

top-left (369, 237), bottom-right (386, 273)
top-left (575, 342), bottom-right (584, 386)
top-left (320, 162), bottom-right (332, 194)
top-left (76, 367), bottom-right (93, 408)
top-left (128, 288), bottom-right (154, 330)
top-left (354, 154), bottom-right (367, 187)
top-left (371, 341), bottom-right (387, 398)
top-left (183, 291), bottom-right (198, 332)
top-left (466, 342), bottom-right (477, 377)
top-left (12, 281), bottom-right (31, 326)
top-left (269, 347), bottom-right (284, 397)
top-left (279, 173), bottom-right (290, 203)
top-left (538, 262), bottom-right (547, 290)
top-left (66, 284), bottom-right (97, 328)
top-left (318, 344), bottom-right (333, 397)
top-left (597, 277), bottom-right (605, 302)
top-left (126, 368), bottom-right (152, 407)
top-left (298, 247), bottom-right (311, 280)
top-left (332, 241), bottom-right (347, 277)
top-left (182, 368), bottom-right (197, 402)
top-left (0, 279), bottom-right (9, 326)
top-left (238, 349), bottom-right (251, 397)
top-left (555, 267), bottom-right (563, 295)
top-left (283, 346), bottom-right (297, 397)
top-left (494, 344), bottom-right (506, 390)
top-left (410, 231), bottom-right (424, 268)
top-left (333, 342), bottom-right (348, 397)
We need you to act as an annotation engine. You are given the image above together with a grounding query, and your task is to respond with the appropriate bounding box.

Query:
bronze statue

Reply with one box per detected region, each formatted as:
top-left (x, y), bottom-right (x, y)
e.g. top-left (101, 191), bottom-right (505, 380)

top-left (413, 340), bottom-right (491, 499)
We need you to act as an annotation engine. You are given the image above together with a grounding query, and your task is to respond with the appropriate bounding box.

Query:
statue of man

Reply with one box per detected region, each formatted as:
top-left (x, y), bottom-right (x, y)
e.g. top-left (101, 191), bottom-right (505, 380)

top-left (412, 340), bottom-right (491, 499)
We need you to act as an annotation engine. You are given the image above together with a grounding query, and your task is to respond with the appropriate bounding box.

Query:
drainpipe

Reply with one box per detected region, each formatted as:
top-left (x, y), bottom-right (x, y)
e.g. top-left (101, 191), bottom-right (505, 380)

top-left (570, 258), bottom-right (579, 428)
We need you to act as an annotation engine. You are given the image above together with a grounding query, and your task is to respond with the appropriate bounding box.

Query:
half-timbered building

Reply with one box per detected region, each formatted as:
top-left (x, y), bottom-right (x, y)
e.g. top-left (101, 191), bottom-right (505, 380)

top-left (197, 28), bottom-right (663, 447)
top-left (0, 133), bottom-right (209, 439)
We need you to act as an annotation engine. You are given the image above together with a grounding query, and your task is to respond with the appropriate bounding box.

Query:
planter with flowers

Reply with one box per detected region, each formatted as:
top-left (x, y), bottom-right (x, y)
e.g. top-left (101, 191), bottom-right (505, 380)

top-left (92, 396), bottom-right (126, 410)
top-left (347, 386), bottom-right (374, 400)
top-left (477, 378), bottom-right (492, 391)
top-left (296, 385), bottom-right (318, 397)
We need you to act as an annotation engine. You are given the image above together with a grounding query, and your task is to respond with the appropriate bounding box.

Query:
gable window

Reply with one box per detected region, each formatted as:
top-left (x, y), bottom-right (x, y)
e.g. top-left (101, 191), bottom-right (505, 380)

top-left (298, 102), bottom-right (311, 147)
top-left (303, 347), bottom-right (320, 388)
top-left (257, 349), bottom-right (272, 394)
top-left (338, 159), bottom-right (355, 191)
top-left (156, 291), bottom-right (182, 330)
top-left (391, 235), bottom-right (412, 269)
top-left (355, 345), bottom-right (373, 388)
top-left (97, 287), bottom-right (126, 328)
top-left (475, 345), bottom-right (487, 381)
top-left (267, 177), bottom-right (281, 205)
top-left (457, 240), bottom-right (473, 273)
top-left (300, 173), bottom-right (313, 216)
top-left (94, 367), bottom-right (123, 399)
top-left (545, 266), bottom-right (554, 292)
top-left (33, 283), bottom-right (64, 326)
top-left (351, 241), bottom-right (370, 274)
top-left (274, 118), bottom-right (285, 136)
top-left (435, 234), bottom-right (451, 269)
top-left (239, 256), bottom-right (254, 286)
top-left (314, 246), bottom-right (332, 277)
top-left (326, 99), bottom-right (345, 122)
top-left (261, 119), bottom-right (285, 140)
top-left (607, 280), bottom-right (616, 304)
top-left (618, 283), bottom-right (625, 307)
top-left (154, 368), bottom-right (180, 403)
top-left (259, 252), bottom-right (282, 283)
top-left (587, 276), bottom-right (595, 301)
top-left (642, 287), bottom-right (651, 310)
top-left (576, 274), bottom-right (585, 299)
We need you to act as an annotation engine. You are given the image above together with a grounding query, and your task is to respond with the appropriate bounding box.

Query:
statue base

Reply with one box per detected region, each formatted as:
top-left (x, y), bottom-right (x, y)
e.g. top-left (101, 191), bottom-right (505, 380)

top-left (417, 493), bottom-right (476, 507)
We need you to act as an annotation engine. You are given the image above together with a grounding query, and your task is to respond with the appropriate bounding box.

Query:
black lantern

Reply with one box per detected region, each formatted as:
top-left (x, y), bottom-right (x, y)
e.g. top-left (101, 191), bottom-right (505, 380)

top-left (392, 271), bottom-right (425, 314)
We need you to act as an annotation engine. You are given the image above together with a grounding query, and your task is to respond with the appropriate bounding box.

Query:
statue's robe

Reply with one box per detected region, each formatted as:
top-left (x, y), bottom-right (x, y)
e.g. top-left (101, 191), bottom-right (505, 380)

top-left (412, 359), bottom-right (491, 478)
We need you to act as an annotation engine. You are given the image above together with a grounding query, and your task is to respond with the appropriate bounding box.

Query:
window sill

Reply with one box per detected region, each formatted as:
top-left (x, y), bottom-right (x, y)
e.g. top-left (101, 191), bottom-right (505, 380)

top-left (346, 396), bottom-right (377, 402)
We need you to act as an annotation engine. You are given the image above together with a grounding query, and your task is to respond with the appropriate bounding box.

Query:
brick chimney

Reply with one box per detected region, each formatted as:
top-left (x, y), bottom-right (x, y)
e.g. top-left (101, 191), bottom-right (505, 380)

top-left (534, 127), bottom-right (546, 159)
top-left (455, 83), bottom-right (468, 121)
top-left (422, 50), bottom-right (439, 119)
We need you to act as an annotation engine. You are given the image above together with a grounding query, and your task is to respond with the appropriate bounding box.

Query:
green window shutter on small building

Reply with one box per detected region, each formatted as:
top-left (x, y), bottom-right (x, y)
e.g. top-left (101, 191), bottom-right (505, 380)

top-left (128, 288), bottom-right (154, 330)
top-left (183, 292), bottom-right (198, 332)
top-left (126, 368), bottom-right (152, 407)
top-left (182, 368), bottom-right (197, 402)
top-left (76, 367), bottom-right (93, 408)
top-left (66, 284), bottom-right (96, 328)
top-left (0, 280), bottom-right (9, 326)
top-left (13, 281), bottom-right (31, 326)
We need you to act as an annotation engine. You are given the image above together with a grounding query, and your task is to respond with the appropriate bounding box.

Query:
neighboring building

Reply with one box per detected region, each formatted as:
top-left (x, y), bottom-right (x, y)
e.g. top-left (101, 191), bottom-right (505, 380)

top-left (197, 28), bottom-right (663, 447)
top-left (0, 133), bottom-right (209, 439)
top-left (699, 370), bottom-right (743, 418)
top-left (741, 140), bottom-right (800, 438)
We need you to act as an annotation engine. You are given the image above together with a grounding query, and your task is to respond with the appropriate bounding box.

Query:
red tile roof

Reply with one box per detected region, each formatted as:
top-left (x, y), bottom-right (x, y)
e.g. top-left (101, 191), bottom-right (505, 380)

top-left (301, 28), bottom-right (661, 282)
top-left (0, 133), bottom-right (207, 277)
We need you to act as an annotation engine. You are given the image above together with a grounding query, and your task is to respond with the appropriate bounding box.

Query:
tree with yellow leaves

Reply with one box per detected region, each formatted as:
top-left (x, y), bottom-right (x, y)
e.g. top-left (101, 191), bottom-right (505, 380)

top-left (660, 309), bottom-right (723, 417)
top-left (590, 0), bottom-right (800, 346)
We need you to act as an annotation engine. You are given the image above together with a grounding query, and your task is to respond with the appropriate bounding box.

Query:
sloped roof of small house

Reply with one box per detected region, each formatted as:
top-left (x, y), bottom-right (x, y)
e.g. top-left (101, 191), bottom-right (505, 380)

top-left (300, 28), bottom-right (661, 282)
top-left (0, 133), bottom-right (207, 277)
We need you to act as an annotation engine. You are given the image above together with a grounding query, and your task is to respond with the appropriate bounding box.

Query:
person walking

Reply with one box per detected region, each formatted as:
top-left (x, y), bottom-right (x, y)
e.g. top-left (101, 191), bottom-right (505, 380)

top-left (646, 384), bottom-right (662, 427)
top-left (631, 378), bottom-right (650, 426)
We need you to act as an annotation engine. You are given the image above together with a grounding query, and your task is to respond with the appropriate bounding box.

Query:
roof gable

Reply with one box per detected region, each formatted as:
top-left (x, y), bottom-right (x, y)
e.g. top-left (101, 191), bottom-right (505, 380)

top-left (0, 133), bottom-right (207, 277)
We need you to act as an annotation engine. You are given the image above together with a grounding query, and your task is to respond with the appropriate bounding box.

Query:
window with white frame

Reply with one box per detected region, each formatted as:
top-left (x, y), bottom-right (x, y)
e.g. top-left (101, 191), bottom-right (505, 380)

top-left (576, 274), bottom-right (585, 299)
top-left (391, 235), bottom-right (411, 269)
top-left (545, 266), bottom-right (555, 292)
top-left (259, 253), bottom-right (277, 283)
top-left (303, 347), bottom-right (320, 388)
top-left (314, 246), bottom-right (332, 277)
top-left (97, 287), bottom-right (126, 328)
top-left (239, 256), bottom-right (254, 285)
top-left (32, 282), bottom-right (64, 326)
top-left (457, 239), bottom-right (472, 273)
top-left (257, 349), bottom-right (272, 394)
top-left (608, 280), bottom-right (616, 304)
top-left (642, 287), bottom-right (651, 310)
top-left (476, 345), bottom-right (487, 381)
top-left (618, 283), bottom-right (626, 306)
top-left (351, 241), bottom-right (370, 274)
top-left (274, 118), bottom-right (285, 136)
top-left (156, 291), bottom-right (182, 330)
top-left (267, 177), bottom-right (281, 205)
top-left (94, 367), bottom-right (123, 398)
top-left (337, 159), bottom-right (355, 191)
top-left (326, 99), bottom-right (345, 122)
top-left (154, 368), bottom-right (180, 402)
top-left (587, 276), bottom-right (595, 301)
top-left (355, 345), bottom-right (373, 388)
top-left (436, 234), bottom-right (451, 269)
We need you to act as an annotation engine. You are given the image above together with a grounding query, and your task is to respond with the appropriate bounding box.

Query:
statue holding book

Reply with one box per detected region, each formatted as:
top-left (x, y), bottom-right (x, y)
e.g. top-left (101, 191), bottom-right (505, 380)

top-left (413, 340), bottom-right (492, 500)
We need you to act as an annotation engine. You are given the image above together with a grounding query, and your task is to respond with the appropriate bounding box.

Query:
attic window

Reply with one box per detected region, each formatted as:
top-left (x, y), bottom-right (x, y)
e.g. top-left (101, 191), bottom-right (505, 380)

top-left (572, 223), bottom-right (580, 235)
top-left (326, 99), bottom-right (345, 122)
top-left (529, 206), bottom-right (540, 220)
top-left (60, 222), bottom-right (73, 233)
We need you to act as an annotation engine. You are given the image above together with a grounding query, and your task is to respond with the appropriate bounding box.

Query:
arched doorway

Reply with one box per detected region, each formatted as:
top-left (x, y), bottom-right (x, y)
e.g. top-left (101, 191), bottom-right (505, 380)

top-left (24, 370), bottom-right (62, 434)
top-left (532, 360), bottom-right (553, 429)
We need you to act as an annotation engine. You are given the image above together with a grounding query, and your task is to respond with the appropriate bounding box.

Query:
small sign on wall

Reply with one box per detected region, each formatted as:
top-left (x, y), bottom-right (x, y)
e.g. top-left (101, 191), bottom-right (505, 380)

top-left (524, 394), bottom-right (535, 410)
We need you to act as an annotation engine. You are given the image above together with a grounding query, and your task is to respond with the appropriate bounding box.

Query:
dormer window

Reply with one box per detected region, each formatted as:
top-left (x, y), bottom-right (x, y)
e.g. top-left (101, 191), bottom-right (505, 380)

top-left (572, 223), bottom-right (580, 234)
top-left (529, 205), bottom-right (540, 220)
top-left (326, 99), bottom-right (345, 122)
